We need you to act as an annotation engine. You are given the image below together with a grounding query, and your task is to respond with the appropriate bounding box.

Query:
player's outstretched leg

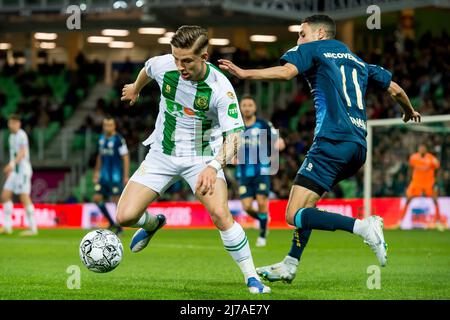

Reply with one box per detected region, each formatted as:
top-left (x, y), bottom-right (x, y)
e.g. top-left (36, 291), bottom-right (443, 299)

top-left (291, 208), bottom-right (388, 267)
top-left (116, 181), bottom-right (164, 253)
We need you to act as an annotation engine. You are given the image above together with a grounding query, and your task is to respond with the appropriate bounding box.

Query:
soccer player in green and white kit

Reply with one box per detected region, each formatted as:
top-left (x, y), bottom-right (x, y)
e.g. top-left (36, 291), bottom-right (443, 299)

top-left (1, 114), bottom-right (37, 236)
top-left (117, 26), bottom-right (270, 294)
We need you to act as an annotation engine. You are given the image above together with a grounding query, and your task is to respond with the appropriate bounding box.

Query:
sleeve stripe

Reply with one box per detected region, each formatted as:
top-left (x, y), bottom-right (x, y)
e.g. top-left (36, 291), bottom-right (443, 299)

top-left (222, 126), bottom-right (245, 137)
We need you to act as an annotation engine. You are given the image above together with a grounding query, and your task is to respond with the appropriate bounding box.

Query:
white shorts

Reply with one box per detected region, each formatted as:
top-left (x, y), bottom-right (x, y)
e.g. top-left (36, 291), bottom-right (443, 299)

top-left (3, 171), bottom-right (32, 195)
top-left (130, 149), bottom-right (226, 194)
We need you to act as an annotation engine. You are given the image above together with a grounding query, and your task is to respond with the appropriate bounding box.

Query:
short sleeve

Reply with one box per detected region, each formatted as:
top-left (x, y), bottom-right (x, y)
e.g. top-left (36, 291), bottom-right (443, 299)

top-left (18, 132), bottom-right (28, 148)
top-left (118, 136), bottom-right (129, 156)
top-left (368, 64), bottom-right (392, 90)
top-left (144, 56), bottom-right (160, 79)
top-left (215, 82), bottom-right (245, 136)
top-left (280, 44), bottom-right (315, 74)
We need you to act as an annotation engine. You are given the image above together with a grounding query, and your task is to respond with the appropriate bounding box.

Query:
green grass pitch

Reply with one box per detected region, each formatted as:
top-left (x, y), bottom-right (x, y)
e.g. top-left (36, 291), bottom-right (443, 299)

top-left (0, 228), bottom-right (449, 299)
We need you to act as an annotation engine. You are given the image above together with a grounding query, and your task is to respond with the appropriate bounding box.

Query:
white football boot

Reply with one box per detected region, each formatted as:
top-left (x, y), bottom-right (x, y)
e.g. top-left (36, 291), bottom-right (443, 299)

top-left (362, 216), bottom-right (388, 267)
top-left (256, 256), bottom-right (298, 284)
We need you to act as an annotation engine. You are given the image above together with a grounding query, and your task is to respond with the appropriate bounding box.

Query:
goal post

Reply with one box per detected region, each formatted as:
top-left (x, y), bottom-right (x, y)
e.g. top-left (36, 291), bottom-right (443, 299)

top-left (364, 114), bottom-right (450, 217)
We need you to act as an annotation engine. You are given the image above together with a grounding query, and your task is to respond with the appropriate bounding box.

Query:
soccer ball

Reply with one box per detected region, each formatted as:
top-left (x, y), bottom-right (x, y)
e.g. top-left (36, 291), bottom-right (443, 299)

top-left (79, 229), bottom-right (123, 273)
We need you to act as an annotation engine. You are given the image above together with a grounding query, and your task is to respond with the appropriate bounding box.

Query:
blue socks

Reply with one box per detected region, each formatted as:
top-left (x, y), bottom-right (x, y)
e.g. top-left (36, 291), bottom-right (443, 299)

top-left (288, 228), bottom-right (312, 260)
top-left (294, 208), bottom-right (356, 233)
top-left (257, 212), bottom-right (268, 238)
top-left (287, 207), bottom-right (356, 261)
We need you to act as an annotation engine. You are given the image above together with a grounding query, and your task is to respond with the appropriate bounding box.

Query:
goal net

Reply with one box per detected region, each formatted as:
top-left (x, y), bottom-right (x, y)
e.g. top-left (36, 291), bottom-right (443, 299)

top-left (364, 114), bottom-right (450, 230)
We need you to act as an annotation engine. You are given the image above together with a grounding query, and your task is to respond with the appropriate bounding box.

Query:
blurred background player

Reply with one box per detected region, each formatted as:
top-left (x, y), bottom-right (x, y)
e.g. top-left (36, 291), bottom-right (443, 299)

top-left (92, 117), bottom-right (129, 235)
top-left (219, 14), bottom-right (421, 283)
top-left (1, 114), bottom-right (37, 236)
top-left (235, 94), bottom-right (285, 247)
top-left (398, 144), bottom-right (444, 230)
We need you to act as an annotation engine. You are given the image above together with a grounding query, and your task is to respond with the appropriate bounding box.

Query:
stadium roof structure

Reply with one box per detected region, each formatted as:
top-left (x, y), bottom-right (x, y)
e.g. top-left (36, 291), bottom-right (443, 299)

top-left (0, 0), bottom-right (449, 31)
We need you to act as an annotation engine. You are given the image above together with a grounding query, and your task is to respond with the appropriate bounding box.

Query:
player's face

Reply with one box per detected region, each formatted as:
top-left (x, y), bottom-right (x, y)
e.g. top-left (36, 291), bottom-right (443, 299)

top-left (297, 23), bottom-right (320, 45)
top-left (418, 145), bottom-right (427, 155)
top-left (171, 46), bottom-right (208, 81)
top-left (7, 119), bottom-right (20, 133)
top-left (240, 98), bottom-right (257, 119)
top-left (103, 119), bottom-right (116, 136)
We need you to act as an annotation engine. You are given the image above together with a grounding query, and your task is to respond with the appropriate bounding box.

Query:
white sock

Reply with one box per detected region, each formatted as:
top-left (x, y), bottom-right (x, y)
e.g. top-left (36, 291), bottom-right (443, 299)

top-left (25, 204), bottom-right (37, 233)
top-left (3, 201), bottom-right (13, 233)
top-left (220, 221), bottom-right (258, 283)
top-left (131, 211), bottom-right (158, 231)
top-left (353, 219), bottom-right (368, 237)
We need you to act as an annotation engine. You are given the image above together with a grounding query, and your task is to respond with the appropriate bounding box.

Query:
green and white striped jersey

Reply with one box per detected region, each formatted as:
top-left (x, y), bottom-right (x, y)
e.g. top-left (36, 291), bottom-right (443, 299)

top-left (142, 54), bottom-right (244, 157)
top-left (8, 129), bottom-right (32, 175)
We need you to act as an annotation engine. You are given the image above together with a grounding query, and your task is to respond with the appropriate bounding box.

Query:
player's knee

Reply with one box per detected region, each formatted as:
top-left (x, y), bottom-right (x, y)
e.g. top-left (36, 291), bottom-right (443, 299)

top-left (210, 207), bottom-right (233, 230)
top-left (115, 204), bottom-right (138, 226)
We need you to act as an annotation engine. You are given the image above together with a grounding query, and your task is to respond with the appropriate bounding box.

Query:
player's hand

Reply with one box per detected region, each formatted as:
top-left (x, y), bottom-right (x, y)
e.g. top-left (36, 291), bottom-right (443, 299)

top-left (196, 166), bottom-right (217, 196)
top-left (3, 163), bottom-right (13, 176)
top-left (121, 83), bottom-right (139, 106)
top-left (402, 110), bottom-right (421, 123)
top-left (274, 138), bottom-right (286, 151)
top-left (217, 59), bottom-right (248, 79)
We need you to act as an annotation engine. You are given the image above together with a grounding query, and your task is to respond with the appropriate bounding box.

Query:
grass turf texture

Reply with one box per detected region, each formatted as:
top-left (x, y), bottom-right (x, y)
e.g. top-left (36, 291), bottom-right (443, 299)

top-left (0, 228), bottom-right (449, 299)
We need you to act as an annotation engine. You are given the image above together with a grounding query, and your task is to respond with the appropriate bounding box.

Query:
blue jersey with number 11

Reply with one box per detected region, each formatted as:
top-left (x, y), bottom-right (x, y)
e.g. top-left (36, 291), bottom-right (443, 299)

top-left (281, 39), bottom-right (392, 148)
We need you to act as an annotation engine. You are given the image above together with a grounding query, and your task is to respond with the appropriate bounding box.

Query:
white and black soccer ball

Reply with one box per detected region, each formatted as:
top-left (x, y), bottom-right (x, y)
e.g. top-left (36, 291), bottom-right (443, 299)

top-left (79, 229), bottom-right (123, 273)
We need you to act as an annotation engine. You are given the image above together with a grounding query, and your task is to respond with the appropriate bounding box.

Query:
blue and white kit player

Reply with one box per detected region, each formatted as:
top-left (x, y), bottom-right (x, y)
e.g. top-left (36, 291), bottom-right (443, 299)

top-left (219, 14), bottom-right (421, 283)
top-left (236, 95), bottom-right (284, 247)
top-left (93, 117), bottom-right (130, 235)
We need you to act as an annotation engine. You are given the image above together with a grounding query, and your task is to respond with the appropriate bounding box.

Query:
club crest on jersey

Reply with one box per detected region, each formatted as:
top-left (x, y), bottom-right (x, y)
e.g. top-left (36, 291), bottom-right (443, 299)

top-left (194, 96), bottom-right (209, 110)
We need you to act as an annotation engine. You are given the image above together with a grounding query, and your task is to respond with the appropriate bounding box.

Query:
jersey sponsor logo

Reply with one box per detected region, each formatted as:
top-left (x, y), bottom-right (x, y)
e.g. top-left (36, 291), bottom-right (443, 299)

top-left (306, 162), bottom-right (313, 172)
top-left (228, 103), bottom-right (238, 119)
top-left (239, 185), bottom-right (247, 195)
top-left (194, 95), bottom-right (209, 110)
top-left (323, 52), bottom-right (365, 67)
top-left (165, 84), bottom-right (171, 94)
top-left (349, 115), bottom-right (367, 130)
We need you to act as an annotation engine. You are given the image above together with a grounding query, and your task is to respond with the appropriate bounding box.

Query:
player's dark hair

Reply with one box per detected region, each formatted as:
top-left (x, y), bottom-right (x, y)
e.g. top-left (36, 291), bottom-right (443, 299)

top-left (240, 94), bottom-right (256, 103)
top-left (8, 113), bottom-right (21, 121)
top-left (302, 15), bottom-right (336, 39)
top-left (170, 25), bottom-right (209, 55)
top-left (103, 115), bottom-right (115, 122)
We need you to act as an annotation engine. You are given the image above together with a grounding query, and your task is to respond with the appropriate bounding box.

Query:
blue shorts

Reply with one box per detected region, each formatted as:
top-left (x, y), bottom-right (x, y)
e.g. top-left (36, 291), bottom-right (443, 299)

top-left (297, 138), bottom-right (366, 194)
top-left (94, 182), bottom-right (123, 198)
top-left (238, 175), bottom-right (271, 199)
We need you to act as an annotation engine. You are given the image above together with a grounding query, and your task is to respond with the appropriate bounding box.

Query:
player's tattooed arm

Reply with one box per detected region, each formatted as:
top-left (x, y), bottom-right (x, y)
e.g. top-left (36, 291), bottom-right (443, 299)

top-left (197, 132), bottom-right (242, 196)
top-left (387, 81), bottom-right (421, 123)
top-left (213, 132), bottom-right (242, 170)
top-left (218, 59), bottom-right (298, 80)
top-left (121, 68), bottom-right (151, 106)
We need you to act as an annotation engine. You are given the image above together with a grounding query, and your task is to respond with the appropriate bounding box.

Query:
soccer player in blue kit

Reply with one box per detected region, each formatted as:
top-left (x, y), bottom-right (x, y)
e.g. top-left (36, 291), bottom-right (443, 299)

top-left (236, 95), bottom-right (285, 247)
top-left (219, 14), bottom-right (421, 283)
top-left (93, 117), bottom-right (130, 235)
